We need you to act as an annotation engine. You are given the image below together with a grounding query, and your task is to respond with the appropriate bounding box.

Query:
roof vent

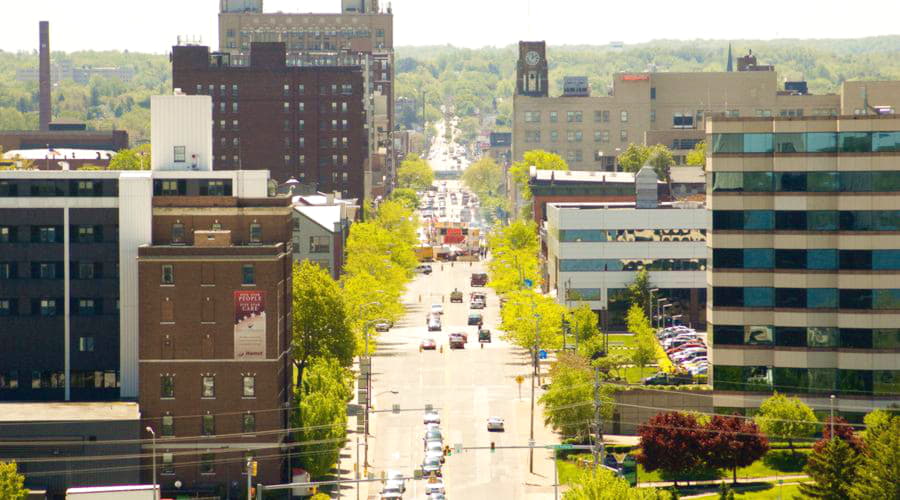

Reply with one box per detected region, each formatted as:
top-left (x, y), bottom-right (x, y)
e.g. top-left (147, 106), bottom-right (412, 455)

top-left (635, 166), bottom-right (659, 209)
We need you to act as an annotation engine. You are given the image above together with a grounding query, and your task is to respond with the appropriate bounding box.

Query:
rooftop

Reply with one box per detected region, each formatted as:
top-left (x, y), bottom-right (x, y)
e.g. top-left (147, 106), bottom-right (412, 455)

top-left (0, 402), bottom-right (139, 422)
top-left (669, 166), bottom-right (706, 184)
top-left (531, 169), bottom-right (650, 184)
top-left (295, 204), bottom-right (343, 232)
top-left (550, 200), bottom-right (705, 210)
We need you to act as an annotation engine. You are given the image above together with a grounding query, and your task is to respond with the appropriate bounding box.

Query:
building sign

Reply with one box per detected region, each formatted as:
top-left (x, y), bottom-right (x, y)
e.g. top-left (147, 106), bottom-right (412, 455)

top-left (563, 77), bottom-right (590, 96)
top-left (621, 74), bottom-right (649, 81)
top-left (234, 291), bottom-right (266, 360)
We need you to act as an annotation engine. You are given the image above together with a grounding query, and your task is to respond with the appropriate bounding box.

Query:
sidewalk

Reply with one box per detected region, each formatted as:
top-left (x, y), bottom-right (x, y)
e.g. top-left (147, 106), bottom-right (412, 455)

top-left (331, 364), bottom-right (377, 500)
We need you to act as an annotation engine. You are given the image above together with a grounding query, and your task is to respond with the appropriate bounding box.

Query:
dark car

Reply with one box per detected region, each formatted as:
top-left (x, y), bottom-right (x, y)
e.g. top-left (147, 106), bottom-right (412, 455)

top-left (467, 312), bottom-right (483, 326)
top-left (642, 372), bottom-right (692, 386)
top-left (449, 333), bottom-right (466, 349)
top-left (470, 273), bottom-right (488, 287)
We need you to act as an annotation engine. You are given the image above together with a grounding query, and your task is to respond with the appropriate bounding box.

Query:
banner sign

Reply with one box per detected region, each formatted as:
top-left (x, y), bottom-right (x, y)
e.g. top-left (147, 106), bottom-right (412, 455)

top-left (234, 291), bottom-right (266, 360)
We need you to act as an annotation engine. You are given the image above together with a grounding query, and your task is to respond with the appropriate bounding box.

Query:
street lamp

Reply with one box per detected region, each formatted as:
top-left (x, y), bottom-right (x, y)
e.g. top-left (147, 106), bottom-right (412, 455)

top-left (145, 426), bottom-right (158, 500)
top-left (661, 303), bottom-right (673, 328)
top-left (656, 298), bottom-right (669, 329)
top-left (648, 289), bottom-right (659, 321)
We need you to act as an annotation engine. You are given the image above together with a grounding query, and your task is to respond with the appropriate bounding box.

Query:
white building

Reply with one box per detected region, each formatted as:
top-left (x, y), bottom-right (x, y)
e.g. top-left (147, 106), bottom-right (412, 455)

top-left (150, 93), bottom-right (213, 172)
top-left (545, 168), bottom-right (708, 331)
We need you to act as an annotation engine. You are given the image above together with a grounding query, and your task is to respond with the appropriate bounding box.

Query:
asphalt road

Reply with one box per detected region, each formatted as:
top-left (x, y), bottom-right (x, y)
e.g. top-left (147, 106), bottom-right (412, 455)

top-left (367, 260), bottom-right (559, 499)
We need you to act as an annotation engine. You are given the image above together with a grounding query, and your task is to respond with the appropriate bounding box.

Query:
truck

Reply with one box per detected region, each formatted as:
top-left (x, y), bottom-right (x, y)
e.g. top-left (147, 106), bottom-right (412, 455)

top-left (415, 246), bottom-right (435, 262)
top-left (66, 485), bottom-right (158, 500)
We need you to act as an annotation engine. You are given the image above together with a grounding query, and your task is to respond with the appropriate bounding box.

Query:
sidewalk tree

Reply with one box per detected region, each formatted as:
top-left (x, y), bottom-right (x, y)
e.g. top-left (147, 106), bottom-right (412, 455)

top-left (626, 269), bottom-right (654, 318)
top-left (631, 335), bottom-right (656, 379)
top-left (499, 289), bottom-right (566, 350)
top-left (540, 352), bottom-right (613, 439)
top-left (396, 153), bottom-right (434, 190)
top-left (291, 261), bottom-right (356, 390)
top-left (754, 392), bottom-right (818, 454)
top-left (800, 436), bottom-right (861, 500)
top-left (850, 416), bottom-right (900, 500)
top-left (564, 466), bottom-right (671, 500)
top-left (0, 461), bottom-right (28, 500)
top-left (388, 187), bottom-right (420, 211)
top-left (568, 304), bottom-right (599, 343)
top-left (700, 415), bottom-right (770, 484)
top-left (637, 412), bottom-right (705, 487)
top-left (487, 220), bottom-right (540, 295)
top-left (293, 360), bottom-right (348, 478)
top-left (462, 157), bottom-right (504, 199)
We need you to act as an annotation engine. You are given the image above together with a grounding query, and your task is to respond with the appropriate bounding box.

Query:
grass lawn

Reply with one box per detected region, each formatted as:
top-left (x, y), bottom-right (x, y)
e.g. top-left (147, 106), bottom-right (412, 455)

top-left (608, 334), bottom-right (638, 349)
top-left (636, 449), bottom-right (809, 483)
top-left (624, 365), bottom-right (654, 383)
top-left (557, 457), bottom-right (583, 485)
top-left (689, 483), bottom-right (806, 499)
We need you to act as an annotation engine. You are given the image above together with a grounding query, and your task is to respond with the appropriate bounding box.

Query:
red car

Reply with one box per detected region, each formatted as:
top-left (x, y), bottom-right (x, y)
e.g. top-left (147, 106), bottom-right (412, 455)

top-left (420, 337), bottom-right (437, 350)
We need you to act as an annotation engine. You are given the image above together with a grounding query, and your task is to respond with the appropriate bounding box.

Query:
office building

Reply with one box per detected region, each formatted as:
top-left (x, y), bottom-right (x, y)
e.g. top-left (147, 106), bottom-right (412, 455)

top-left (545, 167), bottom-right (707, 331)
top-left (217, 0), bottom-right (395, 194)
top-left (172, 42), bottom-right (368, 199)
top-left (707, 115), bottom-right (900, 417)
top-left (512, 41), bottom-right (900, 173)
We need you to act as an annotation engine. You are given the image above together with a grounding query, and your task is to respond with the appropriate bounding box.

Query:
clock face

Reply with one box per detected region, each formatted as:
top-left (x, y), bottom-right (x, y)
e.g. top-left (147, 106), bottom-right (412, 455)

top-left (525, 50), bottom-right (540, 66)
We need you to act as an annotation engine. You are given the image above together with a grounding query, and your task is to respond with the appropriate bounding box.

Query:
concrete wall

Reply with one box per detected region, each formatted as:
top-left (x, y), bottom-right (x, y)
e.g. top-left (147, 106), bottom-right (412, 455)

top-left (610, 389), bottom-right (713, 435)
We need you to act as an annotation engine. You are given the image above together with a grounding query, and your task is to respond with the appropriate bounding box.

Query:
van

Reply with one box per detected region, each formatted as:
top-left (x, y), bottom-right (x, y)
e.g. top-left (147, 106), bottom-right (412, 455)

top-left (470, 273), bottom-right (488, 287)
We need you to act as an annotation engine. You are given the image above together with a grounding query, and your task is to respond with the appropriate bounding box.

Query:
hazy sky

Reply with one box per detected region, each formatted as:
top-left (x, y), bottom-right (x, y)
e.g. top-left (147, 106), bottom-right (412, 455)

top-left (4, 0), bottom-right (899, 54)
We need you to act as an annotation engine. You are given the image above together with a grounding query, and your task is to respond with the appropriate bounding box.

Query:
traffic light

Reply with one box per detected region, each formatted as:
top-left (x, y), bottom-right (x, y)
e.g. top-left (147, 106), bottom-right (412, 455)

top-left (490, 441), bottom-right (495, 453)
top-left (250, 461), bottom-right (258, 477)
top-left (444, 445), bottom-right (451, 457)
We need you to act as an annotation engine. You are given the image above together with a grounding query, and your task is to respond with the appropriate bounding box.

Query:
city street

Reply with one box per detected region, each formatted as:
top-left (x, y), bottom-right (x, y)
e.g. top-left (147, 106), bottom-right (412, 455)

top-left (367, 260), bottom-right (559, 499)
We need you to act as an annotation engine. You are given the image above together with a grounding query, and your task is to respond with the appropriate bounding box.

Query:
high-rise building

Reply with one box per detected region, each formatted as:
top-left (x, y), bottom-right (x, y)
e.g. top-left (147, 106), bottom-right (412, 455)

top-left (707, 114), bottom-right (900, 418)
top-left (172, 42), bottom-right (367, 200)
top-left (217, 0), bottom-right (395, 195)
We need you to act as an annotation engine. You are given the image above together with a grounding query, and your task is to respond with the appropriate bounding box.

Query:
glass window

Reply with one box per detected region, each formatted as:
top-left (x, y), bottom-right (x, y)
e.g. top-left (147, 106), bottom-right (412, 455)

top-left (874, 329), bottom-right (900, 349)
top-left (873, 370), bottom-right (900, 396)
top-left (711, 172), bottom-right (743, 192)
top-left (808, 288), bottom-right (838, 309)
top-left (549, 111), bottom-right (558, 123)
top-left (807, 172), bottom-right (839, 192)
top-left (745, 325), bottom-right (773, 345)
top-left (713, 249), bottom-right (743, 269)
top-left (202, 376), bottom-right (215, 397)
top-left (775, 327), bottom-right (806, 347)
top-left (774, 367), bottom-right (809, 393)
top-left (39, 299), bottom-right (57, 316)
top-left (776, 288), bottom-right (806, 308)
top-left (840, 289), bottom-right (872, 310)
top-left (743, 249), bottom-right (774, 269)
top-left (743, 172), bottom-right (773, 192)
top-left (559, 230), bottom-right (605, 242)
top-left (872, 171), bottom-right (900, 192)
top-left (775, 172), bottom-right (806, 192)
top-left (808, 249), bottom-right (838, 270)
top-left (745, 366), bottom-right (774, 391)
top-left (745, 287), bottom-right (774, 308)
top-left (712, 365), bottom-right (744, 391)
top-left (242, 413), bottom-right (256, 433)
top-left (171, 223), bottom-right (185, 244)
top-left (839, 172), bottom-right (872, 192)
top-left (839, 132), bottom-right (872, 153)
top-left (839, 250), bottom-right (871, 270)
top-left (713, 211), bottom-right (744, 230)
top-left (713, 287), bottom-right (743, 307)
top-left (806, 132), bottom-right (838, 153)
top-left (161, 265), bottom-right (174, 285)
top-left (808, 211), bottom-right (838, 231)
top-left (744, 211), bottom-right (774, 230)
top-left (310, 236), bottom-right (330, 253)
top-left (713, 325), bottom-right (743, 345)
top-left (243, 376), bottom-right (255, 397)
top-left (161, 415), bottom-right (174, 436)
top-left (242, 264), bottom-right (255, 285)
top-left (774, 133), bottom-right (805, 153)
top-left (565, 288), bottom-right (601, 301)
top-left (873, 250), bottom-right (900, 270)
top-left (838, 369), bottom-right (872, 395)
top-left (620, 111), bottom-right (628, 122)
top-left (202, 415), bottom-right (215, 436)
top-left (871, 131), bottom-right (899, 152)
top-left (840, 211), bottom-right (873, 231)
top-left (712, 134), bottom-right (743, 154)
top-left (873, 211), bottom-right (900, 231)
top-left (874, 289), bottom-right (900, 310)
top-left (173, 146), bottom-right (186, 163)
top-left (775, 249), bottom-right (806, 269)
top-left (743, 133), bottom-right (773, 153)
top-left (249, 223), bottom-right (262, 243)
top-left (78, 336), bottom-right (94, 352)
top-left (160, 375), bottom-right (174, 398)
top-left (840, 328), bottom-right (872, 349)
top-left (808, 368), bottom-right (836, 394)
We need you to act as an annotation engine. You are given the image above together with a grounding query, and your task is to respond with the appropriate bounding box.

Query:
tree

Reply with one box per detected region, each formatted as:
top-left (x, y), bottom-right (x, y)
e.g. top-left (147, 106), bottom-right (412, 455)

top-left (396, 153), bottom-right (434, 190)
top-left (539, 352), bottom-right (614, 439)
top-left (850, 416), bottom-right (900, 500)
top-left (754, 392), bottom-right (818, 454)
top-left (107, 144), bottom-right (151, 170)
top-left (487, 220), bottom-right (541, 295)
top-left (626, 269), bottom-right (654, 318)
top-left (617, 143), bottom-right (650, 173)
top-left (800, 436), bottom-right (861, 500)
top-left (814, 416), bottom-right (864, 455)
top-left (861, 409), bottom-right (893, 449)
top-left (388, 187), bottom-right (419, 211)
top-left (564, 466), bottom-right (672, 500)
top-left (568, 304), bottom-right (599, 344)
top-left (594, 352), bottom-right (631, 381)
top-left (499, 289), bottom-right (566, 350)
top-left (700, 415), bottom-right (770, 484)
top-left (0, 461), bottom-right (28, 500)
top-left (632, 334), bottom-right (657, 379)
top-left (685, 141), bottom-right (707, 167)
top-left (618, 144), bottom-right (675, 181)
top-left (508, 149), bottom-right (568, 201)
top-left (291, 261), bottom-right (356, 391)
top-left (637, 412), bottom-right (705, 486)
top-left (293, 359), bottom-right (349, 478)
top-left (462, 157), bottom-right (504, 199)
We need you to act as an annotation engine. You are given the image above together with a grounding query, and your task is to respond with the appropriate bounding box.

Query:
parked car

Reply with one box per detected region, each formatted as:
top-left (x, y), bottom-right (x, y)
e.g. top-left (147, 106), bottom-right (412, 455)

top-left (386, 470), bottom-right (406, 493)
top-left (422, 455), bottom-right (442, 477)
top-left (487, 416), bottom-right (505, 431)
top-left (431, 304), bottom-right (444, 315)
top-left (450, 289), bottom-right (464, 303)
top-left (374, 321), bottom-right (391, 332)
top-left (470, 299), bottom-right (485, 309)
top-left (468, 312), bottom-right (483, 326)
top-left (424, 477), bottom-right (445, 494)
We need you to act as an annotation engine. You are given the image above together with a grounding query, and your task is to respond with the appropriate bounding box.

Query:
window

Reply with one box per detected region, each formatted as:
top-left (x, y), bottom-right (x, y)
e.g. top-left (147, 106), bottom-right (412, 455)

top-left (0, 263), bottom-right (15, 280)
top-left (808, 288), bottom-right (838, 309)
top-left (242, 264), bottom-right (255, 285)
top-left (242, 413), bottom-right (256, 433)
top-left (620, 130), bottom-right (628, 142)
top-left (744, 249), bottom-right (774, 269)
top-left (202, 415), bottom-right (215, 436)
top-left (775, 249), bottom-right (805, 269)
top-left (745, 325), bottom-right (773, 346)
top-left (524, 111), bottom-right (540, 123)
top-left (37, 263), bottom-right (57, 280)
top-left (525, 130), bottom-right (541, 143)
top-left (745, 287), bottom-right (774, 308)
top-left (173, 146), bottom-right (186, 163)
top-left (160, 375), bottom-right (174, 398)
top-left (39, 299), bottom-right (57, 316)
top-left (161, 415), bottom-right (174, 437)
top-left (297, 84), bottom-right (305, 94)
top-left (0, 299), bottom-right (13, 317)
top-left (77, 299), bottom-right (97, 316)
top-left (744, 134), bottom-right (773, 153)
top-left (550, 131), bottom-right (559, 143)
top-left (36, 226), bottom-right (58, 243)
top-left (566, 111), bottom-right (582, 123)
top-left (161, 265), bottom-right (174, 285)
top-left (0, 371), bottom-right (18, 389)
top-left (0, 227), bottom-right (11, 243)
top-left (549, 111), bottom-right (558, 123)
top-left (170, 223), bottom-right (185, 244)
top-left (77, 225), bottom-right (98, 243)
top-left (713, 287), bottom-right (743, 308)
top-left (743, 172), bottom-right (773, 192)
top-left (620, 111), bottom-right (628, 122)
top-left (232, 102), bottom-right (238, 113)
top-left (202, 376), bottom-right (215, 398)
top-left (808, 249), bottom-right (838, 270)
top-left (673, 112), bottom-right (693, 128)
top-left (840, 289), bottom-right (872, 310)
top-left (243, 376), bottom-right (256, 397)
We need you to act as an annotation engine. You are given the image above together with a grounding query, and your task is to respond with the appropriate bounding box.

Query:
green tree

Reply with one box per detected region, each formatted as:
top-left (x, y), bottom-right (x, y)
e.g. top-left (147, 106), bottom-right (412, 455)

top-left (619, 144), bottom-right (674, 181)
top-left (632, 334), bottom-right (657, 379)
top-left (462, 157), bottom-right (504, 199)
top-left (0, 461), bottom-right (28, 500)
top-left (626, 269), bottom-right (654, 318)
top-left (396, 153), bottom-right (434, 190)
top-left (508, 149), bottom-right (568, 201)
top-left (291, 261), bottom-right (356, 390)
top-left (564, 466), bottom-right (671, 500)
top-left (388, 187), bottom-right (420, 211)
top-left (850, 416), bottom-right (900, 500)
top-left (293, 358), bottom-right (349, 478)
top-left (800, 436), bottom-right (861, 500)
top-left (754, 392), bottom-right (819, 454)
top-left (107, 143), bottom-right (151, 170)
top-left (861, 409), bottom-right (893, 449)
top-left (499, 289), bottom-right (566, 350)
top-left (685, 141), bottom-right (707, 167)
top-left (540, 352), bottom-right (613, 439)
top-left (568, 304), bottom-right (599, 344)
top-left (487, 220), bottom-right (541, 295)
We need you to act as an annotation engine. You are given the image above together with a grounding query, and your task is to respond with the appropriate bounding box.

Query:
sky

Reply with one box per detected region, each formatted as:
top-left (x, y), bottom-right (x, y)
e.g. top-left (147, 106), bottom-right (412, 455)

top-left (3, 0), bottom-right (900, 54)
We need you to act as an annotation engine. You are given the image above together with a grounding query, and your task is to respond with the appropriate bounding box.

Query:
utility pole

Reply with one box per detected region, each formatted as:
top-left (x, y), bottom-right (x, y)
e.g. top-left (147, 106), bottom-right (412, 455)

top-left (529, 305), bottom-right (540, 474)
top-left (593, 365), bottom-right (603, 467)
top-left (246, 457), bottom-right (252, 500)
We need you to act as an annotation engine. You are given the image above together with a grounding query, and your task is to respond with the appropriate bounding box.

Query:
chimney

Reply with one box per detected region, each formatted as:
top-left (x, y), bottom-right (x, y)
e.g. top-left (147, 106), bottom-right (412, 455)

top-left (39, 21), bottom-right (51, 131)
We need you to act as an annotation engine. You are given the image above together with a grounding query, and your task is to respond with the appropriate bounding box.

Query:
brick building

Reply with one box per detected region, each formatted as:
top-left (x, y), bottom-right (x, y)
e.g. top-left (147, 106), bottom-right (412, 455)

top-left (171, 42), bottom-right (368, 200)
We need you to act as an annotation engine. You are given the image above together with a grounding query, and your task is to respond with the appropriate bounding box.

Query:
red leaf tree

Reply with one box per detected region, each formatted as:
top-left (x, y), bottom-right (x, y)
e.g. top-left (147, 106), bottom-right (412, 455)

top-left (700, 415), bottom-right (770, 484)
top-left (637, 412), bottom-right (705, 487)
top-left (814, 416), bottom-right (865, 454)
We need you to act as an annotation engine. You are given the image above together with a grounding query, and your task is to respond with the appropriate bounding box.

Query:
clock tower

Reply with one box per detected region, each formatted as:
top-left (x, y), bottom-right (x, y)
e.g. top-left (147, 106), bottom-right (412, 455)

top-left (516, 41), bottom-right (548, 97)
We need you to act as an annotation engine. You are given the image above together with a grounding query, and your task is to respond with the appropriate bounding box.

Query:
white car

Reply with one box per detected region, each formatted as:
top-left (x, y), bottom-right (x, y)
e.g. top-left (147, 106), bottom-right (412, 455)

top-left (385, 470), bottom-right (406, 493)
top-left (425, 478), bottom-right (445, 495)
top-left (487, 416), bottom-right (505, 431)
top-left (430, 304), bottom-right (444, 315)
top-left (424, 411), bottom-right (441, 424)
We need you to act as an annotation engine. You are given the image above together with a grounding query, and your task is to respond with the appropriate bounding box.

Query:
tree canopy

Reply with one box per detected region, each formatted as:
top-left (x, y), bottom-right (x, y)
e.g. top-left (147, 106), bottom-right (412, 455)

top-left (851, 416), bottom-right (900, 500)
top-left (388, 187), bottom-right (420, 211)
top-left (754, 392), bottom-right (818, 453)
top-left (685, 141), bottom-right (707, 167)
top-left (617, 143), bottom-right (675, 181)
top-left (700, 415), bottom-right (769, 484)
top-left (563, 466), bottom-right (672, 500)
top-left (508, 149), bottom-right (568, 202)
top-left (800, 437), bottom-right (861, 500)
top-left (396, 153), bottom-right (434, 191)
top-left (107, 143), bottom-right (151, 170)
top-left (0, 462), bottom-right (28, 500)
top-left (637, 412), bottom-right (706, 486)
top-left (487, 220), bottom-right (541, 295)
